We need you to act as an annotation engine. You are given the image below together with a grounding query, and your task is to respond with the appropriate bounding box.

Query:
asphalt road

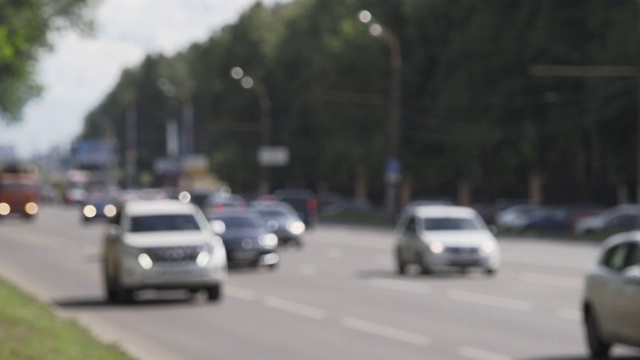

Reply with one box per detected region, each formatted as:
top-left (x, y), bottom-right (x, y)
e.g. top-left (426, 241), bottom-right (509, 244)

top-left (1, 205), bottom-right (639, 360)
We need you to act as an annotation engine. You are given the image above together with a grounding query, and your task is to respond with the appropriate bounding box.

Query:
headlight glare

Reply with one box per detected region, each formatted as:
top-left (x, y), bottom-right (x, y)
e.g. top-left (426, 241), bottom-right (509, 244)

top-left (259, 233), bottom-right (278, 249)
top-left (481, 241), bottom-right (496, 254)
top-left (0, 202), bottom-right (10, 215)
top-left (83, 205), bottom-right (97, 218)
top-left (429, 241), bottom-right (444, 254)
top-left (287, 221), bottom-right (306, 235)
top-left (137, 253), bottom-right (153, 270)
top-left (196, 251), bottom-right (210, 267)
top-left (104, 204), bottom-right (117, 217)
top-left (25, 202), bottom-right (38, 215)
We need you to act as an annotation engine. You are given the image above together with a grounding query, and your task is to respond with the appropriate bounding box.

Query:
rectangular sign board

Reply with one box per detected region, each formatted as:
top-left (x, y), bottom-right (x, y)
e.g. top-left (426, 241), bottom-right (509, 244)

top-left (257, 146), bottom-right (290, 167)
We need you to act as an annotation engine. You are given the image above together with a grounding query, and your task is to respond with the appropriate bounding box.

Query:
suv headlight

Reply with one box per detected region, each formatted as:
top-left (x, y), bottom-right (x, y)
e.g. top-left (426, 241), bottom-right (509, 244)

top-left (137, 253), bottom-right (154, 269)
top-left (259, 233), bottom-right (278, 249)
top-left (429, 241), bottom-right (444, 254)
top-left (481, 241), bottom-right (496, 254)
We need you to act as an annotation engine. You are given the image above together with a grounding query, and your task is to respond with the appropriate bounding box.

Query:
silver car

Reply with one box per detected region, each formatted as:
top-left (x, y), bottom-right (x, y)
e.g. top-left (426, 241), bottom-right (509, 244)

top-left (394, 205), bottom-right (500, 275)
top-left (583, 231), bottom-right (640, 358)
top-left (103, 199), bottom-right (227, 303)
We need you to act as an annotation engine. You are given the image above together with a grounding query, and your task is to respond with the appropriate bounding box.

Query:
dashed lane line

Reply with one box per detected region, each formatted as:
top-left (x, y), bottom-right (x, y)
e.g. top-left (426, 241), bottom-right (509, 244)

top-left (341, 317), bottom-right (429, 346)
top-left (263, 296), bottom-right (327, 320)
top-left (448, 289), bottom-right (534, 312)
top-left (368, 278), bottom-right (429, 295)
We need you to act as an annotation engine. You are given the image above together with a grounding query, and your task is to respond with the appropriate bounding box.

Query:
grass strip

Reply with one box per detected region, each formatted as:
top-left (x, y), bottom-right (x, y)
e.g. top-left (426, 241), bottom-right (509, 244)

top-left (0, 278), bottom-right (132, 360)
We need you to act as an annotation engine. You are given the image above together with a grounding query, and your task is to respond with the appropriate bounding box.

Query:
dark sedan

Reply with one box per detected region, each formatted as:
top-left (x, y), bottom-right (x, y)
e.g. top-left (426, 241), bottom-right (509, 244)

top-left (251, 201), bottom-right (306, 247)
top-left (208, 211), bottom-right (279, 269)
top-left (81, 194), bottom-right (118, 223)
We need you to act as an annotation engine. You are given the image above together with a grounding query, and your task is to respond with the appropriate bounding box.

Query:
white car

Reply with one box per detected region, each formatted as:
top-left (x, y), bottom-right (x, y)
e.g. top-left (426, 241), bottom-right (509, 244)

top-left (394, 205), bottom-right (500, 275)
top-left (583, 231), bottom-right (640, 358)
top-left (103, 199), bottom-right (227, 303)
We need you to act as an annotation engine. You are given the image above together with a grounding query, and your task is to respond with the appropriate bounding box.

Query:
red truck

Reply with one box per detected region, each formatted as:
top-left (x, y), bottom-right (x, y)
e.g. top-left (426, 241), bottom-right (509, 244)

top-left (0, 169), bottom-right (39, 219)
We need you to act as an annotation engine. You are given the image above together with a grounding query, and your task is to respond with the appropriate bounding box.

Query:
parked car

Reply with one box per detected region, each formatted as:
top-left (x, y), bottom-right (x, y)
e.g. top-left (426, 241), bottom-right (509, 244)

top-left (102, 199), bottom-right (227, 303)
top-left (251, 201), bottom-right (306, 247)
top-left (517, 206), bottom-right (572, 233)
top-left (273, 188), bottom-right (318, 228)
top-left (582, 231), bottom-right (640, 358)
top-left (394, 205), bottom-right (500, 275)
top-left (574, 204), bottom-right (640, 235)
top-left (494, 204), bottom-right (543, 231)
top-left (208, 211), bottom-right (279, 269)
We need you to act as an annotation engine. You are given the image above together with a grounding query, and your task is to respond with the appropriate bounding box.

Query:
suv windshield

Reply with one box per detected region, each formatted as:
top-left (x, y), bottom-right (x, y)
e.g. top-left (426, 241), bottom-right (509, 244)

top-left (424, 217), bottom-right (479, 231)
top-left (130, 214), bottom-right (200, 232)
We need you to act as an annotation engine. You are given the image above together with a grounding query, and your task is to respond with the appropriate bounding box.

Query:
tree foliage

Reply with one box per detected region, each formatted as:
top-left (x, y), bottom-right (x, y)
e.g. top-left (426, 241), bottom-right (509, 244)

top-left (81, 0), bottom-right (640, 204)
top-left (0, 0), bottom-right (93, 122)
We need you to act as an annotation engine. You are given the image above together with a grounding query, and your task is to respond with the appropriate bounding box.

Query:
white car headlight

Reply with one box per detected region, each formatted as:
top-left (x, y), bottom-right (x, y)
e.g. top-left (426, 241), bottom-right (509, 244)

top-left (103, 204), bottom-right (117, 218)
top-left (429, 241), bottom-right (444, 254)
top-left (137, 253), bottom-right (153, 270)
top-left (287, 221), bottom-right (306, 235)
top-left (83, 205), bottom-right (97, 218)
top-left (481, 241), bottom-right (496, 254)
top-left (259, 233), bottom-right (278, 249)
top-left (196, 251), bottom-right (210, 267)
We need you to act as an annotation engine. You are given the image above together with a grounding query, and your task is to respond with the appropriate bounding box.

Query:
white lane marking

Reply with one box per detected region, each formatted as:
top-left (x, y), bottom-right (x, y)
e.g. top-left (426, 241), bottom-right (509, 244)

top-left (312, 238), bottom-right (389, 250)
top-left (299, 264), bottom-right (317, 276)
top-left (520, 272), bottom-right (582, 289)
top-left (263, 296), bottom-right (326, 320)
top-left (503, 253), bottom-right (588, 270)
top-left (341, 317), bottom-right (429, 346)
top-left (556, 308), bottom-right (581, 322)
top-left (368, 278), bottom-right (429, 295)
top-left (458, 346), bottom-right (512, 360)
top-left (326, 247), bottom-right (344, 258)
top-left (448, 289), bottom-right (534, 312)
top-left (226, 286), bottom-right (257, 301)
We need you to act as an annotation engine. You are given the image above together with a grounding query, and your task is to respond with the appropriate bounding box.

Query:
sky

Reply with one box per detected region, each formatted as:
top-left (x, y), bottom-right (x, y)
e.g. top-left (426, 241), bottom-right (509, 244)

top-left (0, 0), bottom-right (287, 159)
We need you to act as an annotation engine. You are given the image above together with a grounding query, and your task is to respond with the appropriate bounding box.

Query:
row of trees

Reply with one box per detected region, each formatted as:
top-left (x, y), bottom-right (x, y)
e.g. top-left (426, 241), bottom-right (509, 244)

top-left (80, 0), bottom-right (640, 205)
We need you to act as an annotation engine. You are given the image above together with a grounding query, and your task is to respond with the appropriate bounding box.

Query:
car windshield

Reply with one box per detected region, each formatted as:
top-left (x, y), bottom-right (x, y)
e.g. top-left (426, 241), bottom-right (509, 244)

top-left (130, 214), bottom-right (200, 232)
top-left (423, 217), bottom-right (479, 231)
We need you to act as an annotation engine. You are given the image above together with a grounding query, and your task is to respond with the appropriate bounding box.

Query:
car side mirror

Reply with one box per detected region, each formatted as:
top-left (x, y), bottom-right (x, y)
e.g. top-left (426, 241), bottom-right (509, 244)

top-left (489, 225), bottom-right (499, 235)
top-left (622, 265), bottom-right (640, 286)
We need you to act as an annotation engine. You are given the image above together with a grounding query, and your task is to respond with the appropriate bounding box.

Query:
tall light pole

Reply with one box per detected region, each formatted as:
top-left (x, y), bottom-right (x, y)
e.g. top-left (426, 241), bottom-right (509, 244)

top-left (359, 10), bottom-right (403, 215)
top-left (231, 66), bottom-right (272, 195)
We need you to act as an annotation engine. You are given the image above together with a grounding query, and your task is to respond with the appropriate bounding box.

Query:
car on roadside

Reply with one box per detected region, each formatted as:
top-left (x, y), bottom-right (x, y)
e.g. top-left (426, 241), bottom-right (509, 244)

top-left (102, 199), bottom-right (227, 303)
top-left (208, 211), bottom-right (279, 269)
top-left (251, 200), bottom-right (306, 247)
top-left (582, 231), bottom-right (640, 358)
top-left (574, 204), bottom-right (640, 235)
top-left (494, 204), bottom-right (543, 232)
top-left (394, 205), bottom-right (500, 275)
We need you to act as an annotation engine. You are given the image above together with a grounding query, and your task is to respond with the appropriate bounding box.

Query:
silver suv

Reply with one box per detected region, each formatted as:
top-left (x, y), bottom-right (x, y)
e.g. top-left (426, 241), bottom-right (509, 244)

top-left (103, 199), bottom-right (227, 303)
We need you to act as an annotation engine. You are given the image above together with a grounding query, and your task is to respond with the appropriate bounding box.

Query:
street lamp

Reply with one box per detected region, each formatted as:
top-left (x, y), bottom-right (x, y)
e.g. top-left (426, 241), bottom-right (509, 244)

top-left (358, 10), bottom-right (403, 216)
top-left (230, 66), bottom-right (272, 195)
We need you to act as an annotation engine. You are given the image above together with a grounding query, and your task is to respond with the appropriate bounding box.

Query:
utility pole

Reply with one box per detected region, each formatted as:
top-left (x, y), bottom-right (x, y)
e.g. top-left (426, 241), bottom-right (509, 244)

top-left (125, 102), bottom-right (137, 189)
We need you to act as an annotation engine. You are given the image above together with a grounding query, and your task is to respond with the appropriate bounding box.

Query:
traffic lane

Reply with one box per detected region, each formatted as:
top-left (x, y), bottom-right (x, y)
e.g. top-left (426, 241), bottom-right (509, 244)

top-left (0, 209), bottom-right (633, 359)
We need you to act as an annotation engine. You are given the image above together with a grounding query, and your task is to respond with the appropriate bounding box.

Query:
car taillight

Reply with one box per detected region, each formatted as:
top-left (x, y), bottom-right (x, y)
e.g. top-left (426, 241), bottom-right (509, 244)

top-left (213, 203), bottom-right (224, 213)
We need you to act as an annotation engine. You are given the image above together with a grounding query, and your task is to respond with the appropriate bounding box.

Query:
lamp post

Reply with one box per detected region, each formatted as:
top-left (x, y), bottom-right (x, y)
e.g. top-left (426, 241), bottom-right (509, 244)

top-left (231, 66), bottom-right (272, 195)
top-left (359, 10), bottom-right (403, 215)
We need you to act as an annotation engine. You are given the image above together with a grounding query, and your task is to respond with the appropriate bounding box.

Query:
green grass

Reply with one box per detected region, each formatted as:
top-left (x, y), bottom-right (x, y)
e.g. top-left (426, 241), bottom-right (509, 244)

top-left (0, 278), bottom-right (132, 360)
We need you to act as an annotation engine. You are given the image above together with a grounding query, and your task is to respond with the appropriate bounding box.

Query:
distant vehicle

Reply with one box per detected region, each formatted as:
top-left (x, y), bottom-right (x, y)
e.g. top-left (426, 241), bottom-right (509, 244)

top-left (102, 199), bottom-right (227, 303)
top-left (204, 192), bottom-right (247, 216)
top-left (251, 201), bottom-right (306, 247)
top-left (494, 204), bottom-right (543, 231)
top-left (394, 205), bottom-right (500, 275)
top-left (582, 231), bottom-right (640, 358)
top-left (517, 206), bottom-right (572, 233)
top-left (208, 211), bottom-right (279, 269)
top-left (273, 188), bottom-right (317, 228)
top-left (0, 169), bottom-right (39, 219)
top-left (574, 205), bottom-right (640, 235)
top-left (65, 187), bottom-right (88, 205)
top-left (81, 193), bottom-right (118, 223)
